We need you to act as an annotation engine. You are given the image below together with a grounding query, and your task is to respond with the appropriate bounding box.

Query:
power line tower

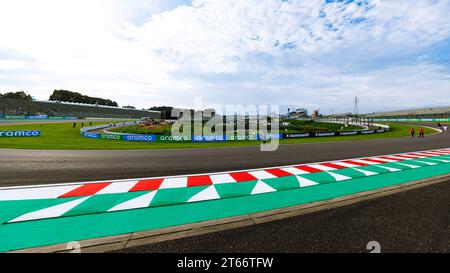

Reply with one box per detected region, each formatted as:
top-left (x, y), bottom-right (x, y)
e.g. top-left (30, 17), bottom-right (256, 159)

top-left (353, 96), bottom-right (359, 116)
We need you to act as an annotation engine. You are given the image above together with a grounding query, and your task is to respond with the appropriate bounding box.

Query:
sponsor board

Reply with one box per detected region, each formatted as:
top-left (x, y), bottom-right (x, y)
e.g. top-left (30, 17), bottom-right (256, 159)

top-left (99, 133), bottom-right (121, 140)
top-left (193, 135), bottom-right (226, 142)
top-left (157, 135), bottom-right (192, 142)
top-left (28, 115), bottom-right (48, 120)
top-left (257, 133), bottom-right (284, 140)
top-left (284, 133), bottom-right (310, 138)
top-left (0, 130), bottom-right (41, 137)
top-left (340, 131), bottom-right (358, 136)
top-left (228, 134), bottom-right (259, 141)
top-left (2, 116), bottom-right (77, 120)
top-left (123, 134), bottom-right (156, 142)
top-left (315, 132), bottom-right (337, 137)
top-left (82, 132), bottom-right (99, 139)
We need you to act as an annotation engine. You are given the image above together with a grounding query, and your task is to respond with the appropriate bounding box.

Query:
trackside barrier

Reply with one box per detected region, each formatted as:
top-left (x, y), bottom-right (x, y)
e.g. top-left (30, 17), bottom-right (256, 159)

top-left (2, 116), bottom-right (77, 120)
top-left (80, 124), bottom-right (391, 143)
top-left (373, 118), bottom-right (450, 122)
top-left (0, 130), bottom-right (41, 137)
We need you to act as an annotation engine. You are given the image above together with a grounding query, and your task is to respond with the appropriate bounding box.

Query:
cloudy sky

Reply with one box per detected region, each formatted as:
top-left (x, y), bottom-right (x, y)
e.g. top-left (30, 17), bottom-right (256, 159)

top-left (0, 0), bottom-right (450, 114)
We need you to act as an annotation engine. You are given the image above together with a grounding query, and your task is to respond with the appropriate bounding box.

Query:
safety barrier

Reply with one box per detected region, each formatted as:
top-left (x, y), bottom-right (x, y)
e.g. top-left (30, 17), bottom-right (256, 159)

top-left (80, 122), bottom-right (390, 143)
top-left (1, 116), bottom-right (77, 120)
top-left (373, 118), bottom-right (450, 122)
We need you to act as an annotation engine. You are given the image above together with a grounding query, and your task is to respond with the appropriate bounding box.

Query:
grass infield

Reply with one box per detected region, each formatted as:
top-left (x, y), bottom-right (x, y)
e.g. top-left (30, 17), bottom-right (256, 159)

top-left (0, 121), bottom-right (438, 150)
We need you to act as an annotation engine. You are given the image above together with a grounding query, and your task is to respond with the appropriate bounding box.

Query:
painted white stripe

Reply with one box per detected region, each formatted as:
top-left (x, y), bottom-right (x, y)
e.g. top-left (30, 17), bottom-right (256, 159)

top-left (296, 176), bottom-right (319, 188)
top-left (280, 167), bottom-right (310, 175)
top-left (210, 174), bottom-right (236, 184)
top-left (426, 151), bottom-right (449, 155)
top-left (108, 191), bottom-right (156, 212)
top-left (384, 156), bottom-right (412, 161)
top-left (334, 162), bottom-right (363, 168)
top-left (0, 185), bottom-right (80, 201)
top-left (96, 181), bottom-right (138, 195)
top-left (9, 197), bottom-right (90, 223)
top-left (308, 164), bottom-right (336, 171)
top-left (372, 157), bottom-right (397, 162)
top-left (353, 168), bottom-right (378, 176)
top-left (251, 181), bottom-right (276, 195)
top-left (352, 159), bottom-right (379, 165)
top-left (413, 153), bottom-right (442, 158)
top-left (248, 171), bottom-right (277, 180)
top-left (420, 152), bottom-right (448, 156)
top-left (413, 160), bottom-right (437, 166)
top-left (188, 186), bottom-right (220, 203)
top-left (376, 166), bottom-right (402, 172)
top-left (159, 177), bottom-right (188, 189)
top-left (395, 163), bottom-right (421, 169)
top-left (327, 172), bottom-right (352, 181)
top-left (426, 158), bottom-right (450, 163)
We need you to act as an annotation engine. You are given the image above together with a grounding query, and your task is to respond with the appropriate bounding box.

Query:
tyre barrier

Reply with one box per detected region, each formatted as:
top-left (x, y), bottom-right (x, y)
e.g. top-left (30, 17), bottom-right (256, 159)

top-left (80, 123), bottom-right (391, 143)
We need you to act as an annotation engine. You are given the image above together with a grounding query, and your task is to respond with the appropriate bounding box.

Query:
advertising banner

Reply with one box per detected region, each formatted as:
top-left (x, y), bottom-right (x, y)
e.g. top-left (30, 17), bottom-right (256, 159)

top-left (123, 134), bottom-right (156, 142)
top-left (257, 133), bottom-right (284, 140)
top-left (228, 134), bottom-right (258, 141)
top-left (81, 132), bottom-right (99, 139)
top-left (156, 135), bottom-right (192, 142)
top-left (28, 115), bottom-right (48, 119)
top-left (5, 116), bottom-right (26, 119)
top-left (193, 135), bottom-right (227, 142)
top-left (0, 130), bottom-right (41, 137)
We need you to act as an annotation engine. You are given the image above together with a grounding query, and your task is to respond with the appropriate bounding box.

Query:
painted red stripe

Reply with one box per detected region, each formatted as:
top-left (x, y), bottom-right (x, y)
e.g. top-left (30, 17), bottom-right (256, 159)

top-left (320, 163), bottom-right (347, 170)
top-left (129, 179), bottom-right (164, 192)
top-left (362, 158), bottom-right (389, 164)
top-left (187, 176), bottom-right (213, 187)
top-left (229, 172), bottom-right (258, 182)
top-left (401, 154), bottom-right (423, 158)
top-left (378, 156), bottom-right (404, 161)
top-left (59, 182), bottom-right (112, 198)
top-left (393, 154), bottom-right (418, 159)
top-left (408, 153), bottom-right (430, 157)
top-left (420, 152), bottom-right (443, 156)
top-left (265, 168), bottom-right (293, 177)
top-left (295, 165), bottom-right (322, 173)
top-left (428, 151), bottom-right (449, 155)
top-left (342, 160), bottom-right (368, 167)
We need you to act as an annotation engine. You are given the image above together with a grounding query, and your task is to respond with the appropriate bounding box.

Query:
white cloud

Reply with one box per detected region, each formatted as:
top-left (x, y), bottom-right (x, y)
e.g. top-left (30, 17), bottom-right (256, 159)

top-left (0, 0), bottom-right (450, 112)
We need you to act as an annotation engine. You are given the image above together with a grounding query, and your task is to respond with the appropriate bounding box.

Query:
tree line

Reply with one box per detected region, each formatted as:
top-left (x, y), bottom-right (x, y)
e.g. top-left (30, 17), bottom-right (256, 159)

top-left (49, 90), bottom-right (118, 107)
top-left (0, 91), bottom-right (33, 101)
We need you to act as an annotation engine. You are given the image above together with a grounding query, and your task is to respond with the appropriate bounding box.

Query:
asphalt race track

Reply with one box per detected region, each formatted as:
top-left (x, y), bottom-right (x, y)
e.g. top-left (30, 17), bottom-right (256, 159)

top-left (1, 130), bottom-right (449, 187)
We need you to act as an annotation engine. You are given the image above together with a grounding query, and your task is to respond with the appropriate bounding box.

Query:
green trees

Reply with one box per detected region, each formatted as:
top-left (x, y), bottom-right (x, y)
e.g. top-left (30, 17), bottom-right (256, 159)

top-left (0, 91), bottom-right (33, 101)
top-left (49, 90), bottom-right (118, 107)
top-left (149, 106), bottom-right (174, 119)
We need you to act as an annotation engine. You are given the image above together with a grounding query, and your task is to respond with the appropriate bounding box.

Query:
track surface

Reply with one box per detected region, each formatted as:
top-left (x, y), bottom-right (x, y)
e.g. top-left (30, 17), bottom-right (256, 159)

top-left (1, 130), bottom-right (449, 187)
top-left (118, 177), bottom-right (450, 253)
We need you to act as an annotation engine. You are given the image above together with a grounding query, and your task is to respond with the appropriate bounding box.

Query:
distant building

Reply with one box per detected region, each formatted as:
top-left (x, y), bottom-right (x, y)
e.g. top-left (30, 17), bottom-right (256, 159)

top-left (367, 106), bottom-right (450, 119)
top-left (287, 108), bottom-right (309, 119)
top-left (312, 110), bottom-right (320, 119)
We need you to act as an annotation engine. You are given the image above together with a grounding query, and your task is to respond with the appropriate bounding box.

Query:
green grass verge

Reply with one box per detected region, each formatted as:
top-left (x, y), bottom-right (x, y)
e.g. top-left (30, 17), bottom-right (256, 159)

top-left (0, 122), bottom-right (438, 150)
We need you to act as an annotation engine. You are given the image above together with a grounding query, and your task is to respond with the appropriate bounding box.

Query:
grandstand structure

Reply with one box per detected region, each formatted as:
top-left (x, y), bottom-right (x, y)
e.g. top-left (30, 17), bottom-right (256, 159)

top-left (0, 98), bottom-right (161, 119)
top-left (367, 106), bottom-right (450, 119)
